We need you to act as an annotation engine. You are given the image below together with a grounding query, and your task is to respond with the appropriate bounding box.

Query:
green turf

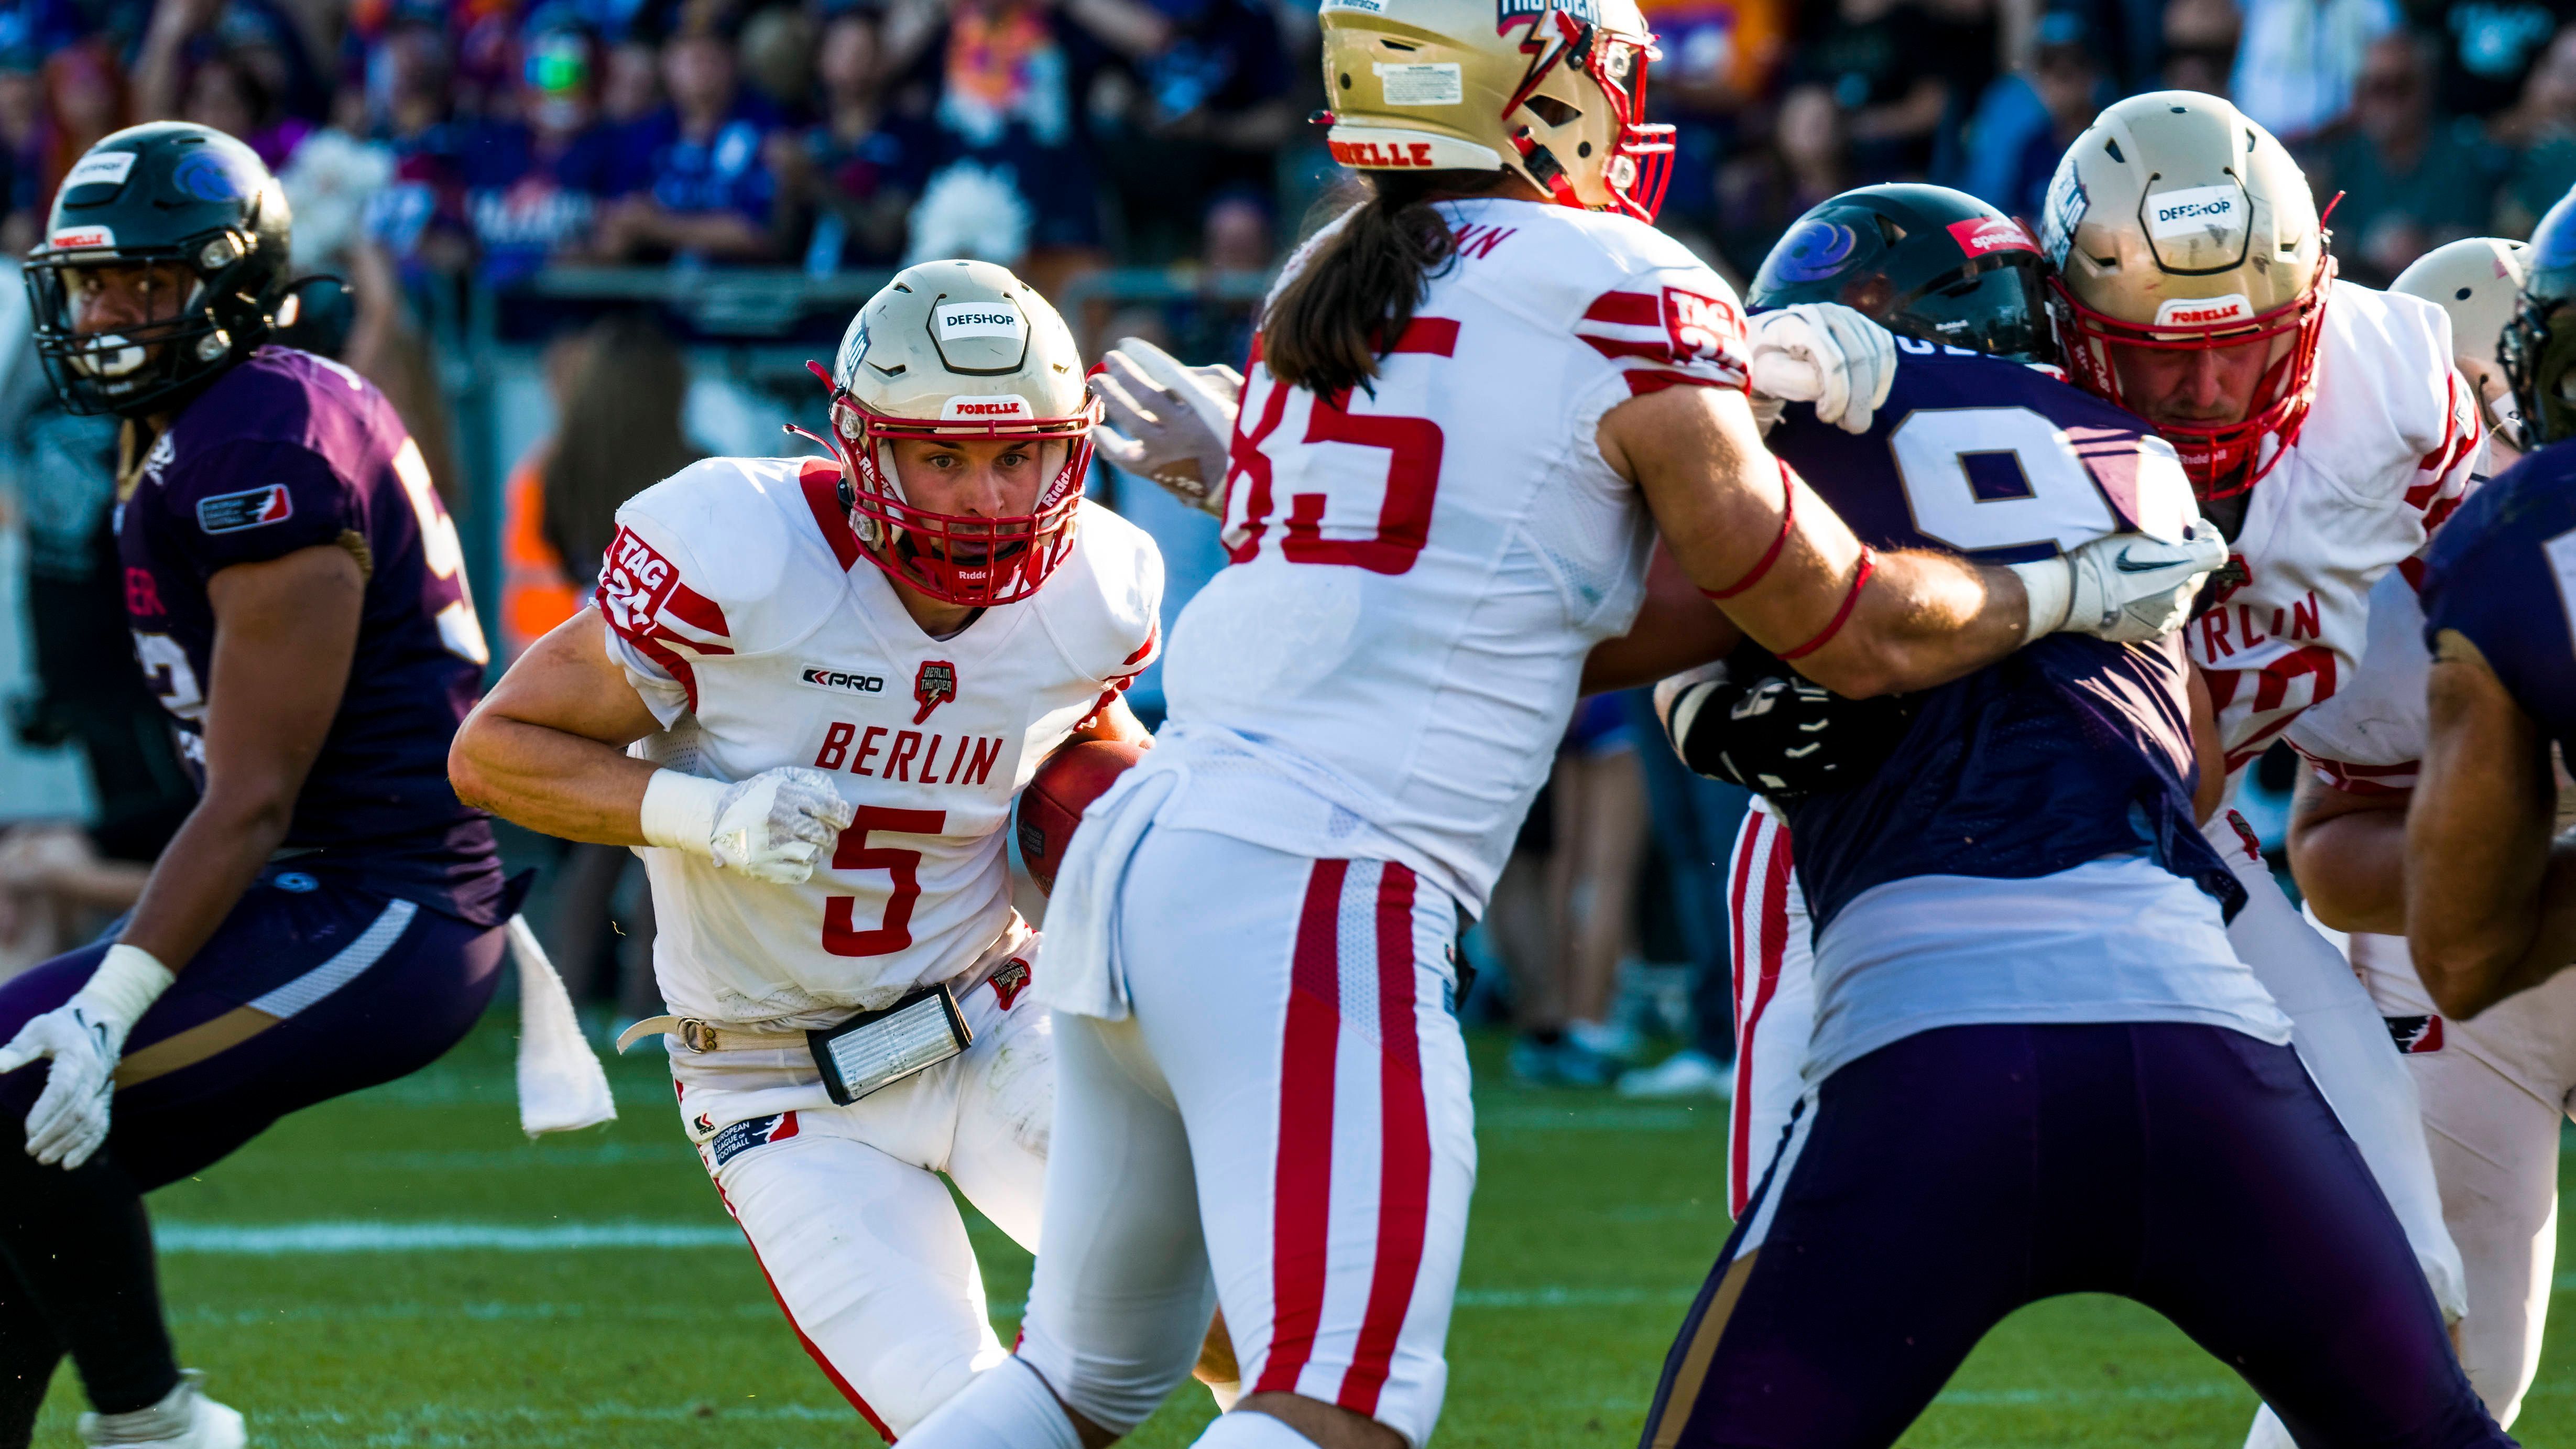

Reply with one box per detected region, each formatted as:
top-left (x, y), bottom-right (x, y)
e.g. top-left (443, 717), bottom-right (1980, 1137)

top-left (29, 1016), bottom-right (2576, 1446)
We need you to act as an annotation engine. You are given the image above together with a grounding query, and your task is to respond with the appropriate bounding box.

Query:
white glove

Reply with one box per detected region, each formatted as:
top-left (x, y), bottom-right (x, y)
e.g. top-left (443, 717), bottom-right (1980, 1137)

top-left (1747, 303), bottom-right (1898, 435)
top-left (0, 943), bottom-right (172, 1168)
top-left (640, 767), bottom-right (857, 885)
top-left (2010, 525), bottom-right (2231, 644)
top-left (1089, 337), bottom-right (1243, 517)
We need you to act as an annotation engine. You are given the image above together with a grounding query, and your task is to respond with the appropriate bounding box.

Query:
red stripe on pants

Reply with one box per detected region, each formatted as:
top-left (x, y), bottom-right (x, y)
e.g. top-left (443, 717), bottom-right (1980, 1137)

top-left (1341, 862), bottom-right (1429, 1415)
top-left (1728, 814), bottom-right (1793, 1219)
top-left (714, 1181), bottom-right (898, 1442)
top-left (1255, 858), bottom-right (1351, 1397)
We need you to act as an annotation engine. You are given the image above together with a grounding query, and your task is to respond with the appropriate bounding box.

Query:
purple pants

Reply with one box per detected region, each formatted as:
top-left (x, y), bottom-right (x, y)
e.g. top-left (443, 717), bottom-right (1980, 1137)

top-left (1642, 1022), bottom-right (2511, 1449)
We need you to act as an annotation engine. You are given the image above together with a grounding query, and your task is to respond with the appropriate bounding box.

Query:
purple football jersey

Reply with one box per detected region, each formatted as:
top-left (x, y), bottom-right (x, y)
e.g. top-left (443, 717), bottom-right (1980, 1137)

top-left (1768, 344), bottom-right (2239, 931)
top-left (117, 347), bottom-right (501, 923)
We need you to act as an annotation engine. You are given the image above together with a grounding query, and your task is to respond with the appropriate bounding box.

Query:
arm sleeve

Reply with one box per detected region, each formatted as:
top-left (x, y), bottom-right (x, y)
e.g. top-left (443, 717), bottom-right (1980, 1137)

top-left (592, 513), bottom-right (737, 728)
top-left (158, 440), bottom-right (360, 576)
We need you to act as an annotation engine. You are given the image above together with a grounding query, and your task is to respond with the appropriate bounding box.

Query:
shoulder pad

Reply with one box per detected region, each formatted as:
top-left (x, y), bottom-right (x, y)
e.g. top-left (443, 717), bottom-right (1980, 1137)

top-left (1034, 499), bottom-right (1166, 683)
top-left (2301, 284), bottom-right (2463, 489)
top-left (607, 456), bottom-right (851, 656)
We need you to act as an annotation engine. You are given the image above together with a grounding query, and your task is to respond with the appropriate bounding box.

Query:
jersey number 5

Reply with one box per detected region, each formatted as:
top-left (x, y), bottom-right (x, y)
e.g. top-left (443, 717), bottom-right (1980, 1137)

top-left (1223, 320), bottom-right (1457, 575)
top-left (822, 807), bottom-right (945, 956)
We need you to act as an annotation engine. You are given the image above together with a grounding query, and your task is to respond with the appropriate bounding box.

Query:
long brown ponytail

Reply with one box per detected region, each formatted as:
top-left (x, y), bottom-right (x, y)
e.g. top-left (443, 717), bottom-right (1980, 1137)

top-left (1262, 169), bottom-right (1512, 398)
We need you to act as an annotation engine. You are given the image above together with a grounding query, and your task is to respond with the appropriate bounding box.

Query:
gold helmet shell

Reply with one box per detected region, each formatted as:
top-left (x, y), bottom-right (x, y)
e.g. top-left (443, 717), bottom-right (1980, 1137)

top-left (2042, 90), bottom-right (2333, 497)
top-left (808, 259), bottom-right (1099, 606)
top-left (1317, 0), bottom-right (1673, 219)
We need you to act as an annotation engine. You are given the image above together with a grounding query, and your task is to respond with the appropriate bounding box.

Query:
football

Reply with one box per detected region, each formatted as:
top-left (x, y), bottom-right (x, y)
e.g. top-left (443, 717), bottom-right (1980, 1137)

top-left (1015, 738), bottom-right (1145, 893)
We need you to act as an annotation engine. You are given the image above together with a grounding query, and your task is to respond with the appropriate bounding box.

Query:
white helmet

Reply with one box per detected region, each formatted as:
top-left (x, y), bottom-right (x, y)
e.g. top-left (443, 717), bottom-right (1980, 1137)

top-left (802, 259), bottom-right (1098, 606)
top-left (1316, 0), bottom-right (1674, 220)
top-left (2043, 90), bottom-right (2332, 499)
top-left (2390, 237), bottom-right (2529, 366)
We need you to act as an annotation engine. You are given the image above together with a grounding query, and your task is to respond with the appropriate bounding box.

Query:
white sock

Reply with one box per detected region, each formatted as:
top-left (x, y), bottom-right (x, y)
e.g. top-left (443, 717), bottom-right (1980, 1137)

top-left (901, 1358), bottom-right (1084, 1449)
top-left (1192, 1408), bottom-right (1324, 1448)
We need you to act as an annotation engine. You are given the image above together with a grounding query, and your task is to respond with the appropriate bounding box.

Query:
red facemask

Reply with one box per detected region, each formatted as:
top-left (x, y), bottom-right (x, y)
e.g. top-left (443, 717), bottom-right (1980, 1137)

top-left (2050, 257), bottom-right (2335, 502)
top-left (795, 359), bottom-right (1100, 607)
top-left (1503, 9), bottom-right (1674, 223)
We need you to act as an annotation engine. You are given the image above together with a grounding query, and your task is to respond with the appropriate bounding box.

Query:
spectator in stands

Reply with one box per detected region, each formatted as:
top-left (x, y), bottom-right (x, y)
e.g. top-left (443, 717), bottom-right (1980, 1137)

top-left (0, 49), bottom-right (41, 254)
top-left (2230, 0), bottom-right (2398, 141)
top-left (2161, 0), bottom-right (2241, 93)
top-left (2309, 29), bottom-right (2505, 285)
top-left (891, 0), bottom-right (1169, 286)
top-left (601, 32), bottom-right (663, 122)
top-left (1715, 81), bottom-right (1846, 278)
top-left (2497, 24), bottom-right (2576, 232)
top-left (174, 47), bottom-right (313, 167)
top-left (498, 327), bottom-right (596, 663)
top-left (2427, 0), bottom-right (2576, 121)
top-left (37, 38), bottom-right (128, 202)
top-left (737, 2), bottom-right (817, 121)
top-left (358, 9), bottom-right (475, 277)
top-left (1787, 0), bottom-right (1948, 182)
top-left (1634, 0), bottom-right (1786, 235)
top-left (1092, 0), bottom-right (1293, 263)
top-left (594, 10), bottom-right (784, 263)
top-left (135, 0), bottom-right (330, 131)
top-left (779, 2), bottom-right (929, 273)
top-left (1957, 9), bottom-right (2105, 224)
top-left (525, 313), bottom-right (700, 1018)
top-left (460, 16), bottom-right (624, 285)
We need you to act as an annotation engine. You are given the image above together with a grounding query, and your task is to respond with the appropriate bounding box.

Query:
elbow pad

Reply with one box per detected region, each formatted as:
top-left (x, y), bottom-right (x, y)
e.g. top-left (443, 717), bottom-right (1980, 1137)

top-left (1661, 644), bottom-right (1917, 798)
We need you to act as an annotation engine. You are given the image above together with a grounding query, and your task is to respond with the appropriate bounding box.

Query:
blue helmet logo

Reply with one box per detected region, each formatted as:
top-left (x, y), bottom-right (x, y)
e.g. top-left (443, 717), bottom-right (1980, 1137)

top-left (1771, 220), bottom-right (1859, 284)
top-left (170, 148), bottom-right (252, 203)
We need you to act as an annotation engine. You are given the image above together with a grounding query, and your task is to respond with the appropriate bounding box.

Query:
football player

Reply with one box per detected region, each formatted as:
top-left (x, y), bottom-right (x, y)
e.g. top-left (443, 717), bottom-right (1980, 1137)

top-left (0, 124), bottom-right (516, 1448)
top-left (448, 260), bottom-right (1181, 1438)
top-left (2276, 223), bottom-right (2567, 1432)
top-left (891, 2), bottom-right (2223, 1446)
top-left (1636, 181), bottom-right (2505, 1448)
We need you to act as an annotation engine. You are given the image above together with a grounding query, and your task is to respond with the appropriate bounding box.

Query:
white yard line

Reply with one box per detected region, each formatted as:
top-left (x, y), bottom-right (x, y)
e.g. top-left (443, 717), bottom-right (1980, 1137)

top-left (155, 1221), bottom-right (743, 1253)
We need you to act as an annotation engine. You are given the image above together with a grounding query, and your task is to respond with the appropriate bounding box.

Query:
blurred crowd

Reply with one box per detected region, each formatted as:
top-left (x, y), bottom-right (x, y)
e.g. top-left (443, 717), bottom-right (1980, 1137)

top-left (0, 0), bottom-right (2543, 297)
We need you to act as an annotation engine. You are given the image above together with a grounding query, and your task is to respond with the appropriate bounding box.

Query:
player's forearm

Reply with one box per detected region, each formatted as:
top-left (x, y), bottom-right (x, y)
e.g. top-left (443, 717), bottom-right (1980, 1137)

top-left (2411, 840), bottom-right (2576, 1019)
top-left (2288, 780), bottom-right (2410, 935)
top-left (1791, 551), bottom-right (2027, 700)
top-left (116, 790), bottom-right (296, 972)
top-left (449, 711), bottom-right (658, 847)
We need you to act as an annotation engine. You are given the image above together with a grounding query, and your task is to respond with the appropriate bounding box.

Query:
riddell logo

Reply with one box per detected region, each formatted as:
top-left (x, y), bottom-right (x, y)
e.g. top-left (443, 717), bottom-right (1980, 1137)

top-left (1330, 138), bottom-right (1437, 168)
top-left (1946, 216), bottom-right (2037, 258)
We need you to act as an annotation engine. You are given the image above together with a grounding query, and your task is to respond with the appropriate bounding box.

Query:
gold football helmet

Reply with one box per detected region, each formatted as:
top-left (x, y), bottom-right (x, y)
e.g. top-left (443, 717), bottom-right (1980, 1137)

top-left (1316, 0), bottom-right (1673, 220)
top-left (2043, 90), bottom-right (2332, 498)
top-left (800, 259), bottom-right (1099, 606)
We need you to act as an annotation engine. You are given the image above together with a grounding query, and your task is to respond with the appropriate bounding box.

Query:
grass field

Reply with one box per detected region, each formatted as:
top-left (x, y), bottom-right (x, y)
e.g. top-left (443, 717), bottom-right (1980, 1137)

top-left (30, 1013), bottom-right (2576, 1448)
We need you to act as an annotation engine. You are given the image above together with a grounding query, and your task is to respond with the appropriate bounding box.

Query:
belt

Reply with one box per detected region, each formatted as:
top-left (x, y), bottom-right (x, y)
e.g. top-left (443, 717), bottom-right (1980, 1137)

top-left (613, 913), bottom-right (1034, 1056)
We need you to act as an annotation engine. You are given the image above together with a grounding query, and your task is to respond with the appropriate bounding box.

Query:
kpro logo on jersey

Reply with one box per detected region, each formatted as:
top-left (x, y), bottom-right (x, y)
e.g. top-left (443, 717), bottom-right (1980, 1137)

top-left (2153, 294), bottom-right (2253, 329)
top-left (1946, 215), bottom-right (2038, 258)
top-left (195, 483), bottom-right (293, 534)
top-left (708, 1111), bottom-right (801, 1169)
top-left (799, 666), bottom-right (886, 694)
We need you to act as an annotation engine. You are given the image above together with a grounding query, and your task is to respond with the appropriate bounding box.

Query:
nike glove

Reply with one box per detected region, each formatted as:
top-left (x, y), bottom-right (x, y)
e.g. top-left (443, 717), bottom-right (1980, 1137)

top-left (2010, 525), bottom-right (2232, 644)
top-left (0, 943), bottom-right (173, 1168)
top-left (640, 767), bottom-right (858, 885)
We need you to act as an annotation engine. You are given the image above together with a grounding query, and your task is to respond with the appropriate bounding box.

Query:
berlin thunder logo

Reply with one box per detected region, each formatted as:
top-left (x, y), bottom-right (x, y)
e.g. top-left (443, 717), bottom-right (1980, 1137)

top-left (913, 660), bottom-right (958, 723)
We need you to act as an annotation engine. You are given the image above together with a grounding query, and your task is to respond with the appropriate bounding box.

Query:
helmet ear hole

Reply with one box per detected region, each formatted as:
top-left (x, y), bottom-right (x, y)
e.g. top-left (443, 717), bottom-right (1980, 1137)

top-left (1523, 94), bottom-right (1581, 126)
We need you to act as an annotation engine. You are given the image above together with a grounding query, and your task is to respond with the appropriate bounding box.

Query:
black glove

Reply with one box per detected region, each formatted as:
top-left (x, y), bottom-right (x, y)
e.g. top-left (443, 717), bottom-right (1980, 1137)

top-left (1654, 644), bottom-right (1915, 797)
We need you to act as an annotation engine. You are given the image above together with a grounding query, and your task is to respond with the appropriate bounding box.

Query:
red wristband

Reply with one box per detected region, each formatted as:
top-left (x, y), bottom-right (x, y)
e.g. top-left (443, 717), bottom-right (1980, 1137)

top-left (1778, 547), bottom-right (1876, 662)
top-left (1701, 459), bottom-right (1799, 602)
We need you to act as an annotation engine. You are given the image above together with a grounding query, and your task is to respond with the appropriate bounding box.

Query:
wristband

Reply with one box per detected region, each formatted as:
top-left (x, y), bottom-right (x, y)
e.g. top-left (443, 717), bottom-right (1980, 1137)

top-left (2006, 556), bottom-right (2073, 643)
top-left (76, 943), bottom-right (175, 1025)
top-left (639, 769), bottom-right (727, 859)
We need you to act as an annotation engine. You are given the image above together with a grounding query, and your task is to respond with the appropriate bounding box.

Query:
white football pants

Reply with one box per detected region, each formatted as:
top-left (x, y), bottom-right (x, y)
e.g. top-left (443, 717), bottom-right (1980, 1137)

top-left (1726, 809), bottom-right (2466, 1331)
top-left (1007, 827), bottom-right (1476, 1449)
top-left (2248, 927), bottom-right (2576, 1448)
top-left (669, 964), bottom-right (1053, 1439)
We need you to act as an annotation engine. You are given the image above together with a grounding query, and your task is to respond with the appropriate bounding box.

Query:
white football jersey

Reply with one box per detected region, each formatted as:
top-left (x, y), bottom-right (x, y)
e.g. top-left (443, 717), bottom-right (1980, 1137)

top-left (598, 456), bottom-right (1162, 1028)
top-left (1154, 195), bottom-right (1747, 911)
top-left (2185, 281), bottom-right (2479, 776)
top-left (2281, 565), bottom-right (2430, 794)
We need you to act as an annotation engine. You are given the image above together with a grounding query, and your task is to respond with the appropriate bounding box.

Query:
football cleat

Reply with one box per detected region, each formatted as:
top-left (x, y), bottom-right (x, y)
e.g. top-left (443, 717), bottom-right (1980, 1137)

top-left (78, 1370), bottom-right (246, 1448)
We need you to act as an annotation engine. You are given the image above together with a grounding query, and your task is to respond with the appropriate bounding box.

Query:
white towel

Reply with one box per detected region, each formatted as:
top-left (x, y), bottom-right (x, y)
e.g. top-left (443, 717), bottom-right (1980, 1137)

top-left (1033, 754), bottom-right (1186, 1021)
top-left (509, 916), bottom-right (619, 1136)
